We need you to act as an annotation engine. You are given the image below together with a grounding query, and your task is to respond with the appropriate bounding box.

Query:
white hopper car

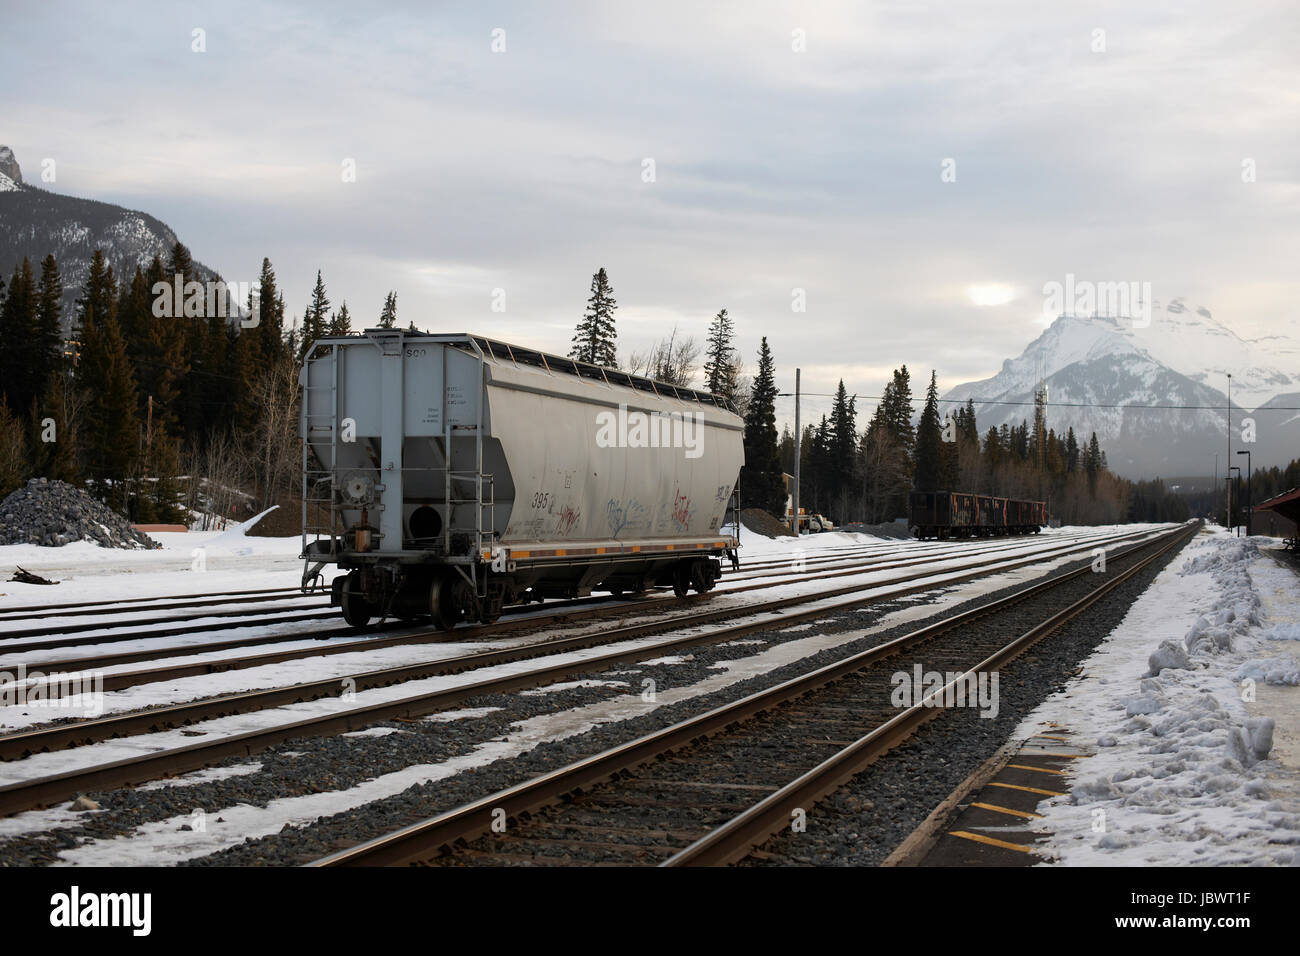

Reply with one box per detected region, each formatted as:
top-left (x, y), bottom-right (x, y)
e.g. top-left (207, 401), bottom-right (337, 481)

top-left (300, 330), bottom-right (745, 628)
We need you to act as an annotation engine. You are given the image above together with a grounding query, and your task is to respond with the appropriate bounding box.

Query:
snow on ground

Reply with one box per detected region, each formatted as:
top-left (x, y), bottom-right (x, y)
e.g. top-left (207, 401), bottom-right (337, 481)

top-left (0, 526), bottom-right (1163, 732)
top-left (1016, 527), bottom-right (1300, 866)
top-left (12, 525), bottom-right (1172, 865)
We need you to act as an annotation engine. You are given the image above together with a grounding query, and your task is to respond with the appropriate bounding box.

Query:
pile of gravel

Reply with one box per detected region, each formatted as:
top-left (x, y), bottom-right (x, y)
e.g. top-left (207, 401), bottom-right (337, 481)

top-left (0, 478), bottom-right (160, 549)
top-left (740, 507), bottom-right (795, 539)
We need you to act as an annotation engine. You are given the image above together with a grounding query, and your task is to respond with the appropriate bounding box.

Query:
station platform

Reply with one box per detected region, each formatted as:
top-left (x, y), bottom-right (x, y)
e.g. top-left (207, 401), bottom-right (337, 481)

top-left (885, 725), bottom-right (1091, 866)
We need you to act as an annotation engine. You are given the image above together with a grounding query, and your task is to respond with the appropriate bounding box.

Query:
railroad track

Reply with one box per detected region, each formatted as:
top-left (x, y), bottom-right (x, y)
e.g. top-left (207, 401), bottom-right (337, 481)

top-left (0, 525), bottom-right (1170, 819)
top-left (309, 521), bottom-right (1198, 867)
top-left (1, 528), bottom-right (1134, 690)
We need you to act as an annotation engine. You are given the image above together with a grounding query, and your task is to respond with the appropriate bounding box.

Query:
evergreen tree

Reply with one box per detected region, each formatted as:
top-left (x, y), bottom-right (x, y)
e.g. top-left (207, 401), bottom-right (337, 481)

top-left (329, 301), bottom-right (352, 335)
top-left (75, 310), bottom-right (139, 510)
top-left (29, 370), bottom-right (79, 483)
top-left (1085, 432), bottom-right (1102, 493)
top-left (254, 258), bottom-right (286, 365)
top-left (298, 270), bottom-right (330, 362)
top-left (138, 255), bottom-right (188, 437)
top-left (34, 254), bottom-right (63, 383)
top-left (379, 291), bottom-right (398, 329)
top-left (913, 371), bottom-right (944, 492)
top-left (1065, 427), bottom-right (1079, 473)
top-left (827, 380), bottom-right (858, 520)
top-left (882, 365), bottom-right (915, 454)
top-left (0, 258), bottom-right (37, 412)
top-left (739, 337), bottom-right (785, 516)
top-left (570, 268), bottom-right (618, 367)
top-left (939, 411), bottom-right (959, 490)
top-left (702, 308), bottom-right (739, 400)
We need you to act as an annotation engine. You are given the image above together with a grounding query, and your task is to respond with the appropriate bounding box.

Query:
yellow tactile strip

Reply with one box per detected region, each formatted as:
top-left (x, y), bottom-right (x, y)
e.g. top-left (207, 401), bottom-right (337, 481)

top-left (916, 725), bottom-right (1090, 866)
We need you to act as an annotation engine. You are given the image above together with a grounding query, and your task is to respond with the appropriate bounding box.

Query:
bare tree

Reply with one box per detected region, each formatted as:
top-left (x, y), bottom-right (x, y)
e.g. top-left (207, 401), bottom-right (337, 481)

top-left (626, 327), bottom-right (701, 387)
top-left (246, 354), bottom-right (300, 508)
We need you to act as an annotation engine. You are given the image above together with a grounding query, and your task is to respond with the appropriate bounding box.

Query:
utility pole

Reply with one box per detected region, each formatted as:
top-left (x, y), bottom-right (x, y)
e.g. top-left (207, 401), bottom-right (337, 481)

top-left (1229, 466), bottom-right (1241, 536)
top-left (1226, 373), bottom-right (1232, 529)
top-left (792, 368), bottom-right (801, 535)
top-left (1238, 449), bottom-right (1252, 535)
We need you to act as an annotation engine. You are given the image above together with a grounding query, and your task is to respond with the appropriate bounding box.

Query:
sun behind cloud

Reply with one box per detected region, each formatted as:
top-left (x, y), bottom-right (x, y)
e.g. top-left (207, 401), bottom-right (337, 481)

top-left (968, 283), bottom-right (1016, 307)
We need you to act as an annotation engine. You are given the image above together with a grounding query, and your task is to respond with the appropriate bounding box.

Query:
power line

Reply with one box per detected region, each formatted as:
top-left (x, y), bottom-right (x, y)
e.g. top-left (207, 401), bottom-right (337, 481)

top-left (776, 393), bottom-right (1300, 411)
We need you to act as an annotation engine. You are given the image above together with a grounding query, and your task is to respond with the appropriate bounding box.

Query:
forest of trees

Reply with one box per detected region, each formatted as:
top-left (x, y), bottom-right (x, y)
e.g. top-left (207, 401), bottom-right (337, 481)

top-left (0, 244), bottom-right (365, 526)
top-left (779, 370), bottom-right (1195, 527)
top-left (0, 254), bottom-right (1274, 534)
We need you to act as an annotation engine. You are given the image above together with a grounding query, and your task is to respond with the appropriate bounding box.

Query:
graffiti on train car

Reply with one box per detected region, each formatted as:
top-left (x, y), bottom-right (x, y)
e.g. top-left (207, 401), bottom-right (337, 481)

top-left (670, 490), bottom-right (693, 531)
top-left (555, 504), bottom-right (581, 535)
top-left (607, 498), bottom-right (646, 538)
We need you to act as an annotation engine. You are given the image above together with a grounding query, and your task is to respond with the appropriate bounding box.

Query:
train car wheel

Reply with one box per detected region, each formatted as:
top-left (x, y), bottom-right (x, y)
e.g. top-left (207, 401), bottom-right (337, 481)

top-left (340, 571), bottom-right (374, 628)
top-left (672, 564), bottom-right (691, 598)
top-left (430, 576), bottom-right (461, 631)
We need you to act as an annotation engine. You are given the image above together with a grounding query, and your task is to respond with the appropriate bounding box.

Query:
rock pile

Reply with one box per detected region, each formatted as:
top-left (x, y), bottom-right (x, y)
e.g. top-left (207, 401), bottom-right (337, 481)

top-left (0, 478), bottom-right (161, 549)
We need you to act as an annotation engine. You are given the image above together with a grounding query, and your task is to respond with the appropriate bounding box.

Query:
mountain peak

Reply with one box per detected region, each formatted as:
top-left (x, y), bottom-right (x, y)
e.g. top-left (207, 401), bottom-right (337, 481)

top-left (0, 145), bottom-right (21, 185)
top-left (941, 303), bottom-right (1299, 477)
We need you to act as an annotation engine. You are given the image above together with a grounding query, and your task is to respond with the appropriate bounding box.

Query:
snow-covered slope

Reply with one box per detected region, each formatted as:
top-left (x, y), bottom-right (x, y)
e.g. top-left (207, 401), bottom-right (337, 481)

top-left (942, 311), bottom-right (1298, 479)
top-left (1122, 299), bottom-right (1299, 410)
top-left (0, 145), bottom-right (217, 330)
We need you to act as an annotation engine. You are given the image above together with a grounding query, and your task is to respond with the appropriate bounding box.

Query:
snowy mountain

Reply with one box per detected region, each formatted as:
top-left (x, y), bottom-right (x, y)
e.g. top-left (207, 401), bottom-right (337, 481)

top-left (941, 311), bottom-right (1299, 479)
top-left (0, 145), bottom-right (216, 331)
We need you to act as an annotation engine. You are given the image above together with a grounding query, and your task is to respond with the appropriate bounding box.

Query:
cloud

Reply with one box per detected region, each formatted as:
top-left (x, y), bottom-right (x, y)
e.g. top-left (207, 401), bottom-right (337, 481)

top-left (5, 0), bottom-right (1296, 419)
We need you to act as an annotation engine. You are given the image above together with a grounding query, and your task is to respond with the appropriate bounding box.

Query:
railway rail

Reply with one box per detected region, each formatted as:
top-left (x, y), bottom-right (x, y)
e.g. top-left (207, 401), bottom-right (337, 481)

top-left (0, 524), bottom-right (1174, 820)
top-left (308, 521), bottom-right (1197, 866)
top-left (1, 528), bottom-right (1138, 687)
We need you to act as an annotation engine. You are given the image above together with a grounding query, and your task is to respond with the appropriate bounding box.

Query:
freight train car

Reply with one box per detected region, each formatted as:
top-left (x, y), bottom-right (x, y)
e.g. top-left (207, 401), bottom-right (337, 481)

top-left (908, 491), bottom-right (1046, 540)
top-left (299, 330), bottom-right (745, 628)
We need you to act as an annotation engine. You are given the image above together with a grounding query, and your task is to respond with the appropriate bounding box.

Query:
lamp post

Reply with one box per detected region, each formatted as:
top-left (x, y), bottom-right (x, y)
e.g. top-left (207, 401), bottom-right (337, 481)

top-left (1226, 373), bottom-right (1232, 529)
top-left (1229, 466), bottom-right (1242, 536)
top-left (1237, 450), bottom-right (1251, 536)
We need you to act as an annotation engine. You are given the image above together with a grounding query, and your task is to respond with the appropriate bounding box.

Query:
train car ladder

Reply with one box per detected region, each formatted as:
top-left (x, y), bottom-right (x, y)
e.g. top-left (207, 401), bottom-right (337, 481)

top-left (301, 342), bottom-right (340, 590)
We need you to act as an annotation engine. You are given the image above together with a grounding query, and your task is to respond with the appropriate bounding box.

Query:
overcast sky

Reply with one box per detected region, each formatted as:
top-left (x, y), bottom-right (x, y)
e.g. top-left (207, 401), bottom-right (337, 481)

top-left (6, 0), bottom-right (1298, 425)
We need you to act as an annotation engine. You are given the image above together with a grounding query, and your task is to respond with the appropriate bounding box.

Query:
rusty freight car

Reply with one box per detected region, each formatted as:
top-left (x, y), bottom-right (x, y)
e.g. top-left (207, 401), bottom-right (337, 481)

top-left (908, 491), bottom-right (1046, 540)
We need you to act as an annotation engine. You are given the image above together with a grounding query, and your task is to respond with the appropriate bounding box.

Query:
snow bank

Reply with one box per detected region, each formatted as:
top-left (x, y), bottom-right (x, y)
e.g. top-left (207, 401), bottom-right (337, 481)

top-left (1017, 530), bottom-right (1300, 865)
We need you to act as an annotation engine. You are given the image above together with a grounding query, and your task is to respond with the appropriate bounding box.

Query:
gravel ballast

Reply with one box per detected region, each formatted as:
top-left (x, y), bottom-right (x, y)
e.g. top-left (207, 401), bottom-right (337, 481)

top-left (0, 529), bottom-right (1189, 866)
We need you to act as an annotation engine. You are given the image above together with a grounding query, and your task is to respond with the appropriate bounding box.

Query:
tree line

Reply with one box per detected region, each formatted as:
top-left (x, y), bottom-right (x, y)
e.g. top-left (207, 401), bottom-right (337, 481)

top-left (0, 244), bottom-right (399, 526)
top-left (0, 255), bottom-right (1240, 533)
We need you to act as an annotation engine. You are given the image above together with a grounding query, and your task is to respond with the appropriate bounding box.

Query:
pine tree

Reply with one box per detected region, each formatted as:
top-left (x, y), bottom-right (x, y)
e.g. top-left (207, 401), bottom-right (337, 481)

top-left (1065, 427), bottom-right (1079, 473)
top-left (0, 258), bottom-right (37, 412)
top-left (255, 258), bottom-right (286, 365)
top-left (139, 255), bottom-right (188, 437)
top-left (29, 371), bottom-right (79, 483)
top-left (827, 380), bottom-right (858, 520)
top-left (570, 268), bottom-right (618, 367)
top-left (739, 337), bottom-right (786, 516)
top-left (882, 365), bottom-right (915, 455)
top-left (913, 371), bottom-right (944, 492)
top-left (329, 301), bottom-right (352, 335)
top-left (298, 270), bottom-right (330, 362)
top-left (702, 308), bottom-right (739, 400)
top-left (379, 291), bottom-right (398, 329)
top-left (34, 254), bottom-right (63, 384)
top-left (75, 310), bottom-right (139, 510)
top-left (1085, 432), bottom-right (1102, 494)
